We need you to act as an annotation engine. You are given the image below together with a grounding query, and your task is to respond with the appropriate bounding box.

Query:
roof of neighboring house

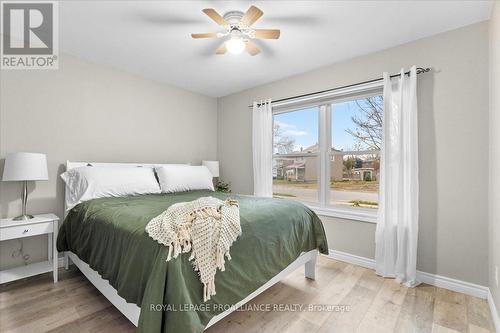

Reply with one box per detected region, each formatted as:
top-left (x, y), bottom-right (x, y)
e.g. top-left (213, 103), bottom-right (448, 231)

top-left (303, 143), bottom-right (318, 153)
top-left (303, 143), bottom-right (342, 153)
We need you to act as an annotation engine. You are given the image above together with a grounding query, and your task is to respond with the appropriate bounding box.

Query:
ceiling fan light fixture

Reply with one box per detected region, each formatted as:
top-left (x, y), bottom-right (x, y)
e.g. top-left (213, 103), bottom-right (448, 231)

top-left (226, 37), bottom-right (246, 55)
top-left (192, 6), bottom-right (279, 56)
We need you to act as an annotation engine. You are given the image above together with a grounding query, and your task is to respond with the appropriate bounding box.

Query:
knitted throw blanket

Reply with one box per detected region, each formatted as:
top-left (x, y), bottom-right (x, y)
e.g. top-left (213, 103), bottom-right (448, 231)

top-left (145, 197), bottom-right (241, 302)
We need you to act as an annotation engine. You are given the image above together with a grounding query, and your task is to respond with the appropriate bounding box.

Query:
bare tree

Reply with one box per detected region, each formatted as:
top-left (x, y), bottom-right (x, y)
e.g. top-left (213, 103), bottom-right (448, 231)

top-left (345, 96), bottom-right (383, 150)
top-left (273, 123), bottom-right (295, 154)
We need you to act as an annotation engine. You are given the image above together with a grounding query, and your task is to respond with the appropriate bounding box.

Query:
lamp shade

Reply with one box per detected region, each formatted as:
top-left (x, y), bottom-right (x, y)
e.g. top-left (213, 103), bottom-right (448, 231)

top-left (2, 152), bottom-right (48, 181)
top-left (202, 160), bottom-right (219, 178)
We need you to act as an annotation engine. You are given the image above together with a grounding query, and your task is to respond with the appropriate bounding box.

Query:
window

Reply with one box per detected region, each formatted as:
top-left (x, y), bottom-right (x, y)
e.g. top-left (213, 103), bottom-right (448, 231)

top-left (330, 97), bottom-right (381, 210)
top-left (272, 90), bottom-right (383, 222)
top-left (273, 107), bottom-right (319, 205)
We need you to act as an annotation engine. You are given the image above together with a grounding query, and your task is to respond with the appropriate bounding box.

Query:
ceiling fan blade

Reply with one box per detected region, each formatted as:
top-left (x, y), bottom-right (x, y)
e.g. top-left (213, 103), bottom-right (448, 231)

top-left (191, 33), bottom-right (218, 39)
top-left (254, 29), bottom-right (280, 39)
top-left (202, 8), bottom-right (228, 27)
top-left (240, 6), bottom-right (263, 27)
top-left (245, 41), bottom-right (260, 56)
top-left (216, 43), bottom-right (227, 55)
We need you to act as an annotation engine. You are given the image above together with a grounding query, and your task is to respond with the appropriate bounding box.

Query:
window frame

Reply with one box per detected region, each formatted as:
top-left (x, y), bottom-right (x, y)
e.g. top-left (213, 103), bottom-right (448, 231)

top-left (272, 82), bottom-right (384, 223)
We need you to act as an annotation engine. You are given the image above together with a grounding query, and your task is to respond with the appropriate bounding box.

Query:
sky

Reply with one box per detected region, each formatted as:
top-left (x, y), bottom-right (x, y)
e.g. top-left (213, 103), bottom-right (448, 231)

top-left (274, 100), bottom-right (369, 152)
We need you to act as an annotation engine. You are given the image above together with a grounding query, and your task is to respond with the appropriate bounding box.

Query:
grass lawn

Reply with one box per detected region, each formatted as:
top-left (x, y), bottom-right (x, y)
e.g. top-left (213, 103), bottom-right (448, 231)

top-left (273, 179), bottom-right (379, 192)
top-left (273, 192), bottom-right (296, 198)
top-left (349, 200), bottom-right (378, 208)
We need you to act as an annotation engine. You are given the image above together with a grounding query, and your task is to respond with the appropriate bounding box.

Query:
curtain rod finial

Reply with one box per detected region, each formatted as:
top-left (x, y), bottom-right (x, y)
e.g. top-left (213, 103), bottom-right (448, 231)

top-left (416, 67), bottom-right (431, 74)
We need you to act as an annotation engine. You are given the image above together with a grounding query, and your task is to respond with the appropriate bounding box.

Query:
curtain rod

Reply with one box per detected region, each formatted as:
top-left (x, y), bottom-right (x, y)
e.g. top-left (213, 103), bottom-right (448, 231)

top-left (248, 67), bottom-right (431, 108)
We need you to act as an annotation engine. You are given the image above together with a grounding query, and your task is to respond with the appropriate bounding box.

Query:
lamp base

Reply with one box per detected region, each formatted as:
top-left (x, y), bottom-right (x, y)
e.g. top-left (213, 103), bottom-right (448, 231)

top-left (14, 181), bottom-right (33, 221)
top-left (13, 214), bottom-right (34, 221)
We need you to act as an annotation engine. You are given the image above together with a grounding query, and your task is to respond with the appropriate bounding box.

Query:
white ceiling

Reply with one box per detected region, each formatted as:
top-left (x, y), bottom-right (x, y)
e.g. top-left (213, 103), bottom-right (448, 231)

top-left (60, 1), bottom-right (493, 97)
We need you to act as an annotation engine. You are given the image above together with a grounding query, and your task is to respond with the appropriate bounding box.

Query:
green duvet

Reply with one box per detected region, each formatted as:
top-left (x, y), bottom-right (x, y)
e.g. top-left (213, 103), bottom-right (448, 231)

top-left (56, 191), bottom-right (328, 333)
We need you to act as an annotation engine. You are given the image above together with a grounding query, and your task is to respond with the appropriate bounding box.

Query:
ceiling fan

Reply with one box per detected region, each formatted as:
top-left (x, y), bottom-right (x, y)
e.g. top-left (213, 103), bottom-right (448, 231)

top-left (191, 5), bottom-right (280, 56)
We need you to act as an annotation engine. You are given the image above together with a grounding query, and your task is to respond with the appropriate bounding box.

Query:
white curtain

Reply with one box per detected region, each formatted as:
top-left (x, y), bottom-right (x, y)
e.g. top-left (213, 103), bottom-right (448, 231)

top-left (252, 99), bottom-right (273, 197)
top-left (375, 66), bottom-right (419, 287)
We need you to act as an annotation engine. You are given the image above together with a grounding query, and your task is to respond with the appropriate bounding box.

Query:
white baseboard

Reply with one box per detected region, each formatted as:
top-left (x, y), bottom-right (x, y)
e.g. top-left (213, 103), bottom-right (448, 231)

top-left (488, 289), bottom-right (500, 333)
top-left (327, 249), bottom-right (489, 299)
top-left (328, 249), bottom-right (376, 270)
top-left (417, 270), bottom-right (489, 299)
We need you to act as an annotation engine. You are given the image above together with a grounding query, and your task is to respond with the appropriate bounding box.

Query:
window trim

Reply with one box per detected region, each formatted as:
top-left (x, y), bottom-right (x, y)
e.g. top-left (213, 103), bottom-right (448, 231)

top-left (272, 83), bottom-right (383, 223)
top-left (307, 205), bottom-right (377, 224)
top-left (272, 80), bottom-right (384, 113)
top-left (318, 104), bottom-right (331, 208)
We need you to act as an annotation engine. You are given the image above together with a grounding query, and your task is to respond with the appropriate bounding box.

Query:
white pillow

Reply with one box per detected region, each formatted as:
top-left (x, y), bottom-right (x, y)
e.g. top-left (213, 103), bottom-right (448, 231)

top-left (156, 165), bottom-right (214, 193)
top-left (61, 166), bottom-right (161, 211)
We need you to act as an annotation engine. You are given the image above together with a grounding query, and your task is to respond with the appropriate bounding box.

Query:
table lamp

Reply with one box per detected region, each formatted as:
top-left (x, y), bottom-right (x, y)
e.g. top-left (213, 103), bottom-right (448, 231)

top-left (2, 152), bottom-right (48, 221)
top-left (202, 160), bottom-right (219, 188)
top-left (202, 160), bottom-right (219, 178)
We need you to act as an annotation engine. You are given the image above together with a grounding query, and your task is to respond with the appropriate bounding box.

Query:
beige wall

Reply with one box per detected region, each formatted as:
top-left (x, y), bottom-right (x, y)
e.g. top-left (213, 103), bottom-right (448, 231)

top-left (218, 22), bottom-right (490, 285)
top-left (489, 1), bottom-right (500, 319)
top-left (0, 54), bottom-right (218, 269)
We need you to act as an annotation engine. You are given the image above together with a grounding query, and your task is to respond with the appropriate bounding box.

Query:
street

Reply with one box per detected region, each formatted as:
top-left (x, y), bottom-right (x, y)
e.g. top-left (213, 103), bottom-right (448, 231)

top-left (273, 185), bottom-right (378, 207)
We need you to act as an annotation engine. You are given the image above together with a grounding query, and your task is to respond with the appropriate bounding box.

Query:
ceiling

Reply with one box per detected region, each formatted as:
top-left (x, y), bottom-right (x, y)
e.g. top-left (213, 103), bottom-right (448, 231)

top-left (60, 1), bottom-right (493, 97)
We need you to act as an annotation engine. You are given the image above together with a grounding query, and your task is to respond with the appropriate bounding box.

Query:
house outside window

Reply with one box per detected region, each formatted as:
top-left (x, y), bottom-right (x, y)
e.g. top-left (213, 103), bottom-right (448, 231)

top-left (272, 88), bottom-right (383, 223)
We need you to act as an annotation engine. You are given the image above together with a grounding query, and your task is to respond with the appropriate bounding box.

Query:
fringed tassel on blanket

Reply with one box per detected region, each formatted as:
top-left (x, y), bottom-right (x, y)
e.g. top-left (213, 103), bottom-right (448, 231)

top-left (145, 197), bottom-right (241, 302)
top-left (203, 278), bottom-right (217, 302)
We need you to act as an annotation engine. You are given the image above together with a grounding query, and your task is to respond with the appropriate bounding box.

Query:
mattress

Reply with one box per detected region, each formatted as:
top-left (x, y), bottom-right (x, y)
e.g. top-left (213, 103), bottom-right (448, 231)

top-left (57, 190), bottom-right (328, 333)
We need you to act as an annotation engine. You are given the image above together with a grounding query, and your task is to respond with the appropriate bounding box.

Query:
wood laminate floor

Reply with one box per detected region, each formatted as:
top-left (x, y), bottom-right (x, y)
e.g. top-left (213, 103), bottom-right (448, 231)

top-left (0, 256), bottom-right (495, 333)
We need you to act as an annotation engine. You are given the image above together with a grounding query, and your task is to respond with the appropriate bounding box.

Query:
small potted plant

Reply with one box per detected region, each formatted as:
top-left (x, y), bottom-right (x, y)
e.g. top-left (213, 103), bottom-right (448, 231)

top-left (215, 180), bottom-right (231, 193)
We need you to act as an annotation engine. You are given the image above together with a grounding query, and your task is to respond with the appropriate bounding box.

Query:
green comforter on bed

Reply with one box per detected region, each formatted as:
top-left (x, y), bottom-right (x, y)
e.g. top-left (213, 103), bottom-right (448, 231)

top-left (56, 191), bottom-right (328, 333)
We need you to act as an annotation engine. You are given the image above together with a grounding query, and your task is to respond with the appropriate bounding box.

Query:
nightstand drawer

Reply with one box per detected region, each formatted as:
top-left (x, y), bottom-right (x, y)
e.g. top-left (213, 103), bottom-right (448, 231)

top-left (0, 222), bottom-right (53, 241)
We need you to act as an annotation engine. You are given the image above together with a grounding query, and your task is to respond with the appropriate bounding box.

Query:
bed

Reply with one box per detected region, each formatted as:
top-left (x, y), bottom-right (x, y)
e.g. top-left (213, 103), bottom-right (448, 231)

top-left (57, 161), bottom-right (328, 333)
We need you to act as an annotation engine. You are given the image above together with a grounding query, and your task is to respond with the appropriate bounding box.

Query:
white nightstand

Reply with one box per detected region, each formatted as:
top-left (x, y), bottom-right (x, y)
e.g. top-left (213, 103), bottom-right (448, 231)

top-left (0, 214), bottom-right (59, 284)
